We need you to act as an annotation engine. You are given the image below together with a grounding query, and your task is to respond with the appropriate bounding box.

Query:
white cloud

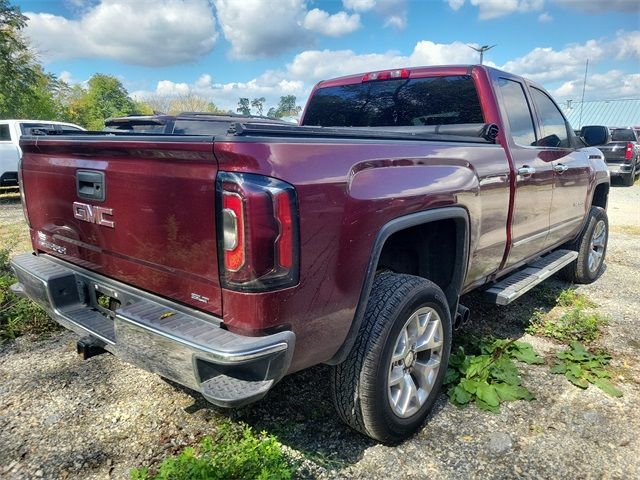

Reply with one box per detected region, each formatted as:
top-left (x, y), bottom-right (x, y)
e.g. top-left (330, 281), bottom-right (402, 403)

top-left (551, 70), bottom-right (640, 101)
top-left (613, 30), bottom-right (640, 59)
top-left (447, 0), bottom-right (466, 11)
top-left (467, 0), bottom-right (544, 19)
top-left (213, 0), bottom-right (311, 59)
top-left (500, 40), bottom-right (605, 82)
top-left (214, 0), bottom-right (362, 58)
top-left (538, 12), bottom-right (553, 22)
top-left (553, 0), bottom-right (639, 13)
top-left (500, 32), bottom-right (640, 85)
top-left (342, 0), bottom-right (407, 30)
top-left (25, 0), bottom-right (218, 67)
top-left (302, 9), bottom-right (361, 37)
top-left (342, 0), bottom-right (376, 10)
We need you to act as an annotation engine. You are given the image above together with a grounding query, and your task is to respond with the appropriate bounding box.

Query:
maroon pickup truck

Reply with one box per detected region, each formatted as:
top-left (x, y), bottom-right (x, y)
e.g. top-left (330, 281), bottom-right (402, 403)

top-left (11, 65), bottom-right (610, 443)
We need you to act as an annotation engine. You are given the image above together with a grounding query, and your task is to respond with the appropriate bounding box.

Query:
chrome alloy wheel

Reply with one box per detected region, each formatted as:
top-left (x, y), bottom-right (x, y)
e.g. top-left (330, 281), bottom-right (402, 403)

top-left (387, 306), bottom-right (443, 418)
top-left (588, 219), bottom-right (607, 273)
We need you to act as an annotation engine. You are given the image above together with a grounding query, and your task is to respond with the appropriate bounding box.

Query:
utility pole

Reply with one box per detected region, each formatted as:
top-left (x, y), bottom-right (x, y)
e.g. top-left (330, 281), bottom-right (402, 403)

top-left (468, 44), bottom-right (496, 64)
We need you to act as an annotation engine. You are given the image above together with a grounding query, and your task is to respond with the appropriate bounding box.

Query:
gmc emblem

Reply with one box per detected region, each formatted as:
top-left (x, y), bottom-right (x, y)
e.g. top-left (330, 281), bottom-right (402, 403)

top-left (73, 202), bottom-right (115, 228)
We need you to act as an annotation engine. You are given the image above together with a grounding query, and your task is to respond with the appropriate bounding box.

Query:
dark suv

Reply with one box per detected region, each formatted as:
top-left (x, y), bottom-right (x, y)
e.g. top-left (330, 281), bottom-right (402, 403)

top-left (104, 112), bottom-right (292, 135)
top-left (589, 126), bottom-right (640, 186)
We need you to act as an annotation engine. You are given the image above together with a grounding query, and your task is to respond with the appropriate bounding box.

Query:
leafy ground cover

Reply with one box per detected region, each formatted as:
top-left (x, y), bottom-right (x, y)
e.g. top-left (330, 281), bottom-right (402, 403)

top-left (130, 422), bottom-right (294, 480)
top-left (551, 341), bottom-right (623, 397)
top-left (445, 337), bottom-right (543, 413)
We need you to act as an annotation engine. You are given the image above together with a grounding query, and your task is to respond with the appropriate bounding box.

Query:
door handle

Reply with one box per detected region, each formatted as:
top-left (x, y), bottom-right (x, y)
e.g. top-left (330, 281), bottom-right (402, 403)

top-left (76, 170), bottom-right (105, 201)
top-left (517, 166), bottom-right (536, 175)
top-left (554, 163), bottom-right (569, 173)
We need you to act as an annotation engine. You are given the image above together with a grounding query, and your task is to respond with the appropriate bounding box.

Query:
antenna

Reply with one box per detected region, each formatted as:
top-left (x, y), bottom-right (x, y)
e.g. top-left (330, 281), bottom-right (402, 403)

top-left (579, 59), bottom-right (589, 128)
top-left (468, 44), bottom-right (496, 64)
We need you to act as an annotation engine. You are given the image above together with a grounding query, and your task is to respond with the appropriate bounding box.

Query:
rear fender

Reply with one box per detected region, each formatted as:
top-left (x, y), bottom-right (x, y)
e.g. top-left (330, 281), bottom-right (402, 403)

top-left (326, 206), bottom-right (470, 365)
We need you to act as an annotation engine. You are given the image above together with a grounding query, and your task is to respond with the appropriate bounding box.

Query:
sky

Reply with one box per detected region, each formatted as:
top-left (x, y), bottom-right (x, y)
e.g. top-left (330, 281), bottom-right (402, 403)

top-left (15, 0), bottom-right (640, 113)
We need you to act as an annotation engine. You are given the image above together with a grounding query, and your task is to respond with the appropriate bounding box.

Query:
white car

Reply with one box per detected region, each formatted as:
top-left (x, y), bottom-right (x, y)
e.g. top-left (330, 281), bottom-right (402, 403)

top-left (0, 119), bottom-right (85, 187)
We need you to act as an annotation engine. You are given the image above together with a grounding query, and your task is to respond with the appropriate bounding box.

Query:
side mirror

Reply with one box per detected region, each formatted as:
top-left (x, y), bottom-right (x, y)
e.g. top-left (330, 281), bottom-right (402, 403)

top-left (580, 125), bottom-right (610, 146)
top-left (537, 134), bottom-right (561, 148)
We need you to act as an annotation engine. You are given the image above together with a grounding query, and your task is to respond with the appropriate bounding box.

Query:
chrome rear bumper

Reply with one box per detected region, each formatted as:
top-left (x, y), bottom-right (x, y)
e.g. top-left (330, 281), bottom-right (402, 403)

top-left (10, 253), bottom-right (295, 407)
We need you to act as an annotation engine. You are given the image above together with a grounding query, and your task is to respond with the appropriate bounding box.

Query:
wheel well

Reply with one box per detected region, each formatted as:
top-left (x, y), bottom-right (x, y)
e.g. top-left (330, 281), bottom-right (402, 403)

top-left (376, 219), bottom-right (459, 304)
top-left (592, 183), bottom-right (609, 209)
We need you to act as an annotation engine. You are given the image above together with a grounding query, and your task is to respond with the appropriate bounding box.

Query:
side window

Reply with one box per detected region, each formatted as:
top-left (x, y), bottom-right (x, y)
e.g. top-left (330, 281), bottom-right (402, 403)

top-left (531, 87), bottom-right (570, 148)
top-left (0, 124), bottom-right (10, 141)
top-left (497, 78), bottom-right (536, 147)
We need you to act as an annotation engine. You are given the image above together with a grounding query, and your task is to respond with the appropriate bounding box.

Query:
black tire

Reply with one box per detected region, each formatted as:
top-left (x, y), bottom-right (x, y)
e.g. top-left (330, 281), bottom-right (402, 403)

top-left (330, 272), bottom-right (452, 443)
top-left (622, 166), bottom-right (635, 186)
top-left (559, 206), bottom-right (608, 284)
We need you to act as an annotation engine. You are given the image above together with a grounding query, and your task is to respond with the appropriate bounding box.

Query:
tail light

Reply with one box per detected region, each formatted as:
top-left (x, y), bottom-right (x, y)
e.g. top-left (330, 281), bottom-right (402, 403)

top-left (362, 68), bottom-right (410, 82)
top-left (216, 172), bottom-right (299, 292)
top-left (625, 142), bottom-right (633, 161)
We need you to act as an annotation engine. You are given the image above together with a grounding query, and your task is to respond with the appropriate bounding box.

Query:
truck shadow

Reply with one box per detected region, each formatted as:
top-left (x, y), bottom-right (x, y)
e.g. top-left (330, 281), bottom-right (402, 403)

top-left (458, 277), bottom-right (572, 341)
top-left (170, 279), bottom-right (573, 472)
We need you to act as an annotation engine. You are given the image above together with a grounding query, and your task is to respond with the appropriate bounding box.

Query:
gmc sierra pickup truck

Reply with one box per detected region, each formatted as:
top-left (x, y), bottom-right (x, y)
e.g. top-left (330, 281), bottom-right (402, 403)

top-left (11, 65), bottom-right (611, 443)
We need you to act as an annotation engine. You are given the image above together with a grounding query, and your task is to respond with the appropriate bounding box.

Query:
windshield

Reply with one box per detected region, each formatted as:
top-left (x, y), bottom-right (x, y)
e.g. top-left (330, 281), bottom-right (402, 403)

top-left (302, 75), bottom-right (483, 127)
top-left (610, 128), bottom-right (635, 142)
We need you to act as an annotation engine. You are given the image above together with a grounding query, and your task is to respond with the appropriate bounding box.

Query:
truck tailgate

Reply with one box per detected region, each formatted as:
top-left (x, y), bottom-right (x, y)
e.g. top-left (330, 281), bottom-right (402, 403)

top-left (19, 136), bottom-right (222, 315)
top-left (598, 142), bottom-right (627, 163)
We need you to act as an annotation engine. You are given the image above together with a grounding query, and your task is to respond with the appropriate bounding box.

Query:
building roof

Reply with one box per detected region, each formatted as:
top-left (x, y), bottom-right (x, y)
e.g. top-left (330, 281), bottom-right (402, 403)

top-left (560, 99), bottom-right (640, 129)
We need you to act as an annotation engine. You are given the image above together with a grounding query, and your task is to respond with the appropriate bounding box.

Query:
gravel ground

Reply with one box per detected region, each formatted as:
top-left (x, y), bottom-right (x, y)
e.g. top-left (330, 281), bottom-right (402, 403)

top-left (1, 183), bottom-right (639, 480)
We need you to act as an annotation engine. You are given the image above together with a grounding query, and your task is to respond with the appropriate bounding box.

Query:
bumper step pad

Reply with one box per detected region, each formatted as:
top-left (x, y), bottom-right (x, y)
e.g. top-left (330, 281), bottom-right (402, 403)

top-left (484, 249), bottom-right (578, 306)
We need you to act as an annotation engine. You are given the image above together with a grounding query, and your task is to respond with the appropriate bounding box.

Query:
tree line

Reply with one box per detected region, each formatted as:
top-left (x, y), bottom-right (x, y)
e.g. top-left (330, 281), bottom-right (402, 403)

top-left (0, 0), bottom-right (301, 130)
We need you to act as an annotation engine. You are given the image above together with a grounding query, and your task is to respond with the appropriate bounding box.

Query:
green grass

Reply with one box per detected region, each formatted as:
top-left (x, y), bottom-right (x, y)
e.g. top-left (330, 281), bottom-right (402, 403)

top-left (526, 289), bottom-right (606, 344)
top-left (0, 246), bottom-right (58, 343)
top-left (131, 422), bottom-right (294, 480)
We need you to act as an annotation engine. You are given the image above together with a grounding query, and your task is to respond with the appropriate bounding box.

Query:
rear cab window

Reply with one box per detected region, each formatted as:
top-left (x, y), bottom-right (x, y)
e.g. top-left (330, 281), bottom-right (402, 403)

top-left (610, 128), bottom-right (636, 142)
top-left (302, 75), bottom-right (484, 127)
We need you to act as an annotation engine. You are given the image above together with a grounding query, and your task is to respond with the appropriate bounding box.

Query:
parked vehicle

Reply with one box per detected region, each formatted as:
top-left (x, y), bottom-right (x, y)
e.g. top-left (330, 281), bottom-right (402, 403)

top-left (585, 126), bottom-right (640, 186)
top-left (0, 120), bottom-right (84, 186)
top-left (11, 65), bottom-right (610, 443)
top-left (104, 112), bottom-right (291, 135)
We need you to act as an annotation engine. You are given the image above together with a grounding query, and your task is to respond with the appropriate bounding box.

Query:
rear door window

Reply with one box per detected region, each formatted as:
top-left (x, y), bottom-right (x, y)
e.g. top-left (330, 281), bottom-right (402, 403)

top-left (497, 78), bottom-right (537, 147)
top-left (302, 75), bottom-right (484, 127)
top-left (530, 88), bottom-right (570, 148)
